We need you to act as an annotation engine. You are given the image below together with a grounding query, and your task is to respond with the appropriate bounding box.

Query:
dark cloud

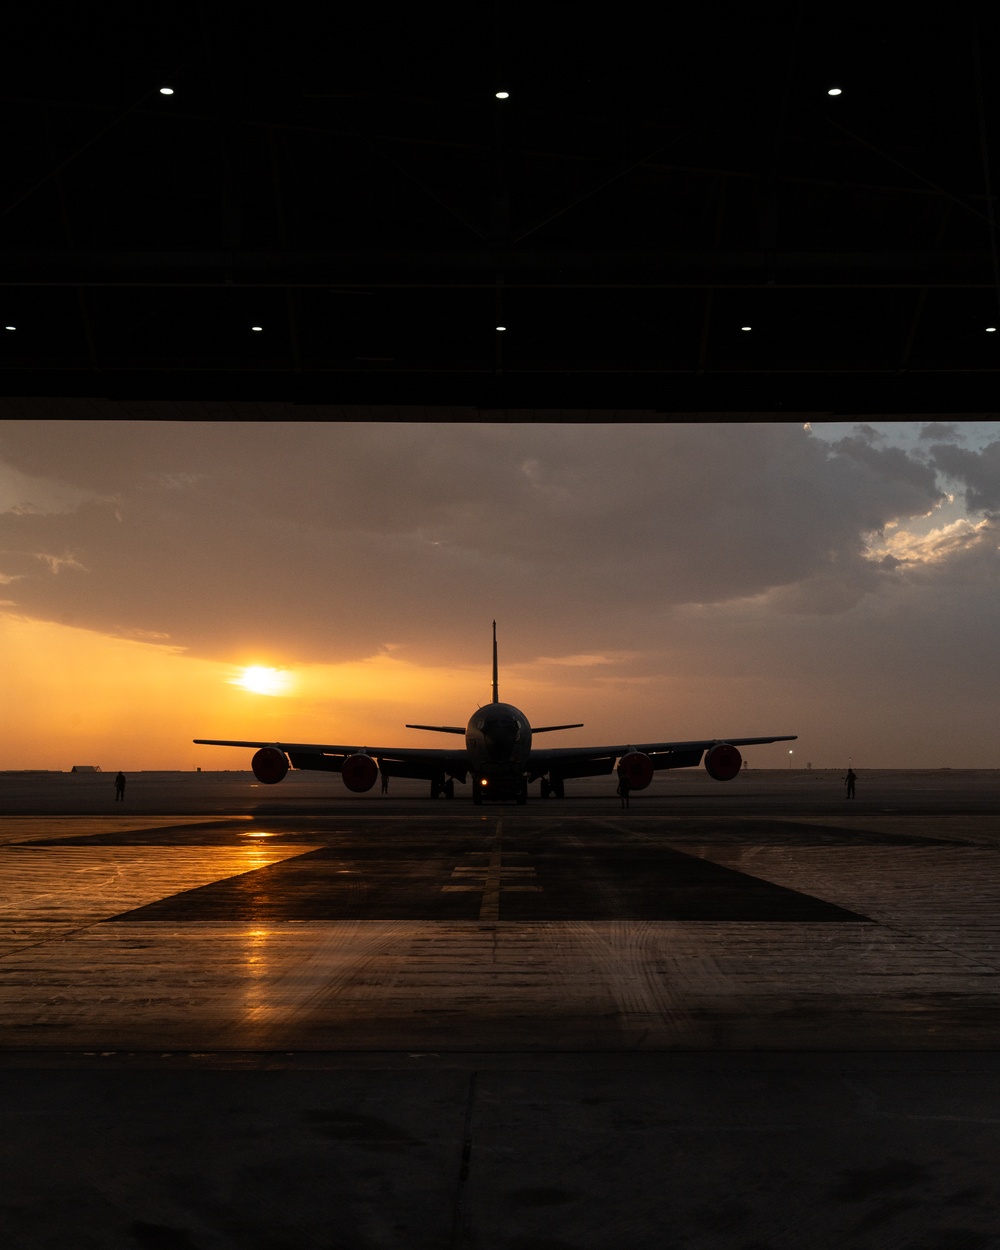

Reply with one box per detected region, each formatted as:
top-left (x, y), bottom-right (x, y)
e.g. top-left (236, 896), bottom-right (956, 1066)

top-left (929, 440), bottom-right (1000, 516)
top-left (849, 423), bottom-right (884, 445)
top-left (831, 434), bottom-right (944, 505)
top-left (0, 419), bottom-right (981, 668)
top-left (919, 422), bottom-right (959, 442)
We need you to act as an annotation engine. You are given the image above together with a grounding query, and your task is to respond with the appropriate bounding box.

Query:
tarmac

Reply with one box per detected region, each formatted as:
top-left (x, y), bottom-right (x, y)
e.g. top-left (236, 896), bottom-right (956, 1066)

top-left (1, 768), bottom-right (999, 1248)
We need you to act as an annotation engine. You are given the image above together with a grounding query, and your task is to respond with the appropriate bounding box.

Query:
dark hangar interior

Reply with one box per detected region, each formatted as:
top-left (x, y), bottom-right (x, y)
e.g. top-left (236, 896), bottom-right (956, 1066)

top-left (4, 6), bottom-right (1000, 415)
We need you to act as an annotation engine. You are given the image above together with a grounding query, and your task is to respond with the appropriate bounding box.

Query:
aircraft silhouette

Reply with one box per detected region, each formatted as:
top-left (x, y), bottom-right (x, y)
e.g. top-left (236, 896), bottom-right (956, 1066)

top-left (195, 623), bottom-right (796, 803)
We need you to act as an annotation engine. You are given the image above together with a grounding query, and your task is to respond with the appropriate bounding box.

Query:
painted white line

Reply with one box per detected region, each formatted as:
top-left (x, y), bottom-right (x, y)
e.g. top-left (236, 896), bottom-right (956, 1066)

top-left (478, 819), bottom-right (503, 923)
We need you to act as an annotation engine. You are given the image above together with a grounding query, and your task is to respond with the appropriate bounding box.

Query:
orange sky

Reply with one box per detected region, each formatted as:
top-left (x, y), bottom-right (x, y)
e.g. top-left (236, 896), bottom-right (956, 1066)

top-left (1, 613), bottom-right (455, 771)
top-left (1, 611), bottom-right (811, 772)
top-left (2, 417), bottom-right (1000, 772)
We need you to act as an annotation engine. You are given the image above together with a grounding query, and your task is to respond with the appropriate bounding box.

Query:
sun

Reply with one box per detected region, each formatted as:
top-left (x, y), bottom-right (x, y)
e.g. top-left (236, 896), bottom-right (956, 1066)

top-left (232, 666), bottom-right (292, 696)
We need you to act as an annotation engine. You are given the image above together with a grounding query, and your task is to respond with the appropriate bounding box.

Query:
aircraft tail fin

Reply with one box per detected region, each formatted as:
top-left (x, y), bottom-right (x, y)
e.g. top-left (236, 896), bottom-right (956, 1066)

top-left (492, 619), bottom-right (499, 704)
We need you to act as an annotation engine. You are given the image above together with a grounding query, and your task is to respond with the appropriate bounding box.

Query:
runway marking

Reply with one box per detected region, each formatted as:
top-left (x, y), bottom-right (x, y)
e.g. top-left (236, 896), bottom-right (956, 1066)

top-left (479, 819), bottom-right (503, 923)
top-left (440, 821), bottom-right (544, 912)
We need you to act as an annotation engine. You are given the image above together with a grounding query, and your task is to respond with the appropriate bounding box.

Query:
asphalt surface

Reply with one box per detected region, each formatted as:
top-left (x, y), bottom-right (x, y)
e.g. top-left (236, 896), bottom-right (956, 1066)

top-left (2, 769), bottom-right (999, 1248)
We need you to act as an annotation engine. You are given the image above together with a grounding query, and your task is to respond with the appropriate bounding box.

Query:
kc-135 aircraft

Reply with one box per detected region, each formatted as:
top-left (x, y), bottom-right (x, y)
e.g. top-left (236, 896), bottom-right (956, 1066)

top-left (194, 624), bottom-right (796, 804)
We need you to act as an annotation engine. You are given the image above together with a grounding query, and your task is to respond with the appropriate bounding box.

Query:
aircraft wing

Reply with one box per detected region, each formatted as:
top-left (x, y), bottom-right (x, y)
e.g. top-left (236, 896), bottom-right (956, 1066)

top-left (192, 739), bottom-right (470, 783)
top-left (527, 735), bottom-right (797, 780)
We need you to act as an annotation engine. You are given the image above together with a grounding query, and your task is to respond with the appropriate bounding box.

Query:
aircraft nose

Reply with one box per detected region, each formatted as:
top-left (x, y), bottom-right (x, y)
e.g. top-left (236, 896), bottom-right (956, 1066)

top-left (483, 717), bottom-right (518, 758)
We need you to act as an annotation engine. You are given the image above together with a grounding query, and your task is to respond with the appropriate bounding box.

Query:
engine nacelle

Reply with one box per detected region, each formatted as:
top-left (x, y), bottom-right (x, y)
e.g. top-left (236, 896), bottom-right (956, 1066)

top-left (616, 749), bottom-right (654, 791)
top-left (252, 746), bottom-right (289, 785)
top-left (704, 743), bottom-right (742, 781)
top-left (341, 752), bottom-right (379, 793)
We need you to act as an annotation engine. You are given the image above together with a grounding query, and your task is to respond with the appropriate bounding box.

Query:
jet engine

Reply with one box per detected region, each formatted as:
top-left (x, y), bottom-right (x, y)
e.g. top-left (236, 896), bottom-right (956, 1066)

top-left (252, 746), bottom-right (289, 784)
top-left (704, 743), bottom-right (742, 781)
top-left (341, 751), bottom-right (379, 793)
top-left (616, 750), bottom-right (654, 791)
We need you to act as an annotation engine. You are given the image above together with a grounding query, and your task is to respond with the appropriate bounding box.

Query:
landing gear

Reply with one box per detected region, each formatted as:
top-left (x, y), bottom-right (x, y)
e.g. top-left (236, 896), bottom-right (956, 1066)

top-left (516, 780), bottom-right (528, 805)
top-left (540, 778), bottom-right (551, 798)
top-left (445, 779), bottom-right (455, 800)
top-left (551, 777), bottom-right (565, 799)
top-left (430, 779), bottom-right (457, 799)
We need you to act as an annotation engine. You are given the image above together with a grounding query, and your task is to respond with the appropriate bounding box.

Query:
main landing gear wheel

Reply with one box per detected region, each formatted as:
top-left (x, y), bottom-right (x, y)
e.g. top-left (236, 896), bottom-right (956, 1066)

top-left (445, 779), bottom-right (455, 799)
top-left (552, 777), bottom-right (565, 799)
top-left (517, 781), bottom-right (528, 806)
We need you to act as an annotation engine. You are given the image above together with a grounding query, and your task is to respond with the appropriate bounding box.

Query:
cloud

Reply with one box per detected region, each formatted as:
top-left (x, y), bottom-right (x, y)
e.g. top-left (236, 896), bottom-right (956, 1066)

top-left (919, 422), bottom-right (959, 442)
top-left (535, 653), bottom-right (629, 667)
top-left (831, 432), bottom-right (944, 505)
top-left (865, 516), bottom-right (996, 567)
top-left (34, 552), bottom-right (89, 574)
top-left (0, 459), bottom-right (100, 515)
top-left (0, 419), bottom-right (986, 672)
top-left (929, 440), bottom-right (1000, 515)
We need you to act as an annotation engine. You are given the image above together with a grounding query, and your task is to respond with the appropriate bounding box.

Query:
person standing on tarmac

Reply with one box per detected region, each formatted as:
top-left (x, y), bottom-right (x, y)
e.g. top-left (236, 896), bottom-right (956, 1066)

top-left (618, 774), bottom-right (631, 809)
top-left (844, 767), bottom-right (856, 799)
top-left (114, 771), bottom-right (126, 802)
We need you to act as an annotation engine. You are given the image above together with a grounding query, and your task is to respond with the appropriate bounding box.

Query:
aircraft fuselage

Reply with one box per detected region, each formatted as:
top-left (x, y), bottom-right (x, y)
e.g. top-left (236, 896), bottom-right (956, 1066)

top-left (465, 701), bottom-right (532, 803)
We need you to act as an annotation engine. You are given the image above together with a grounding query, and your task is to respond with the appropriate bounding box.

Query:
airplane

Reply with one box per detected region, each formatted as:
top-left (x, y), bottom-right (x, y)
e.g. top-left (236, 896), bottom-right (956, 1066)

top-left (194, 623), bottom-right (796, 804)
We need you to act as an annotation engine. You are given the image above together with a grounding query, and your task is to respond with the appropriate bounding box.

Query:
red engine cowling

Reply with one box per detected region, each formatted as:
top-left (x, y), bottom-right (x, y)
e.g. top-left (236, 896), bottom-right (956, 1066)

top-left (341, 752), bottom-right (379, 793)
top-left (704, 743), bottom-right (742, 781)
top-left (617, 750), bottom-right (654, 791)
top-left (252, 746), bottom-right (289, 784)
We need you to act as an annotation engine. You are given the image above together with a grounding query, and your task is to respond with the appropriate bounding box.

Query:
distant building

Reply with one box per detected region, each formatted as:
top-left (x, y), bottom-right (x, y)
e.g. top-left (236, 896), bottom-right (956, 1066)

top-left (70, 765), bottom-right (102, 772)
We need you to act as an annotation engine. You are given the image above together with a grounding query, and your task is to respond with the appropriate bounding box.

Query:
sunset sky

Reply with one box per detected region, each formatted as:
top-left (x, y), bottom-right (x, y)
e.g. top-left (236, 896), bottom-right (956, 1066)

top-left (1, 408), bottom-right (998, 771)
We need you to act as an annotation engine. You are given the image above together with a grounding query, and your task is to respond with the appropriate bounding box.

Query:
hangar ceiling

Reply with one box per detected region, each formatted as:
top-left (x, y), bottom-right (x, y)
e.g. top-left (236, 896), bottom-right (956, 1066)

top-left (3, 7), bottom-right (1000, 412)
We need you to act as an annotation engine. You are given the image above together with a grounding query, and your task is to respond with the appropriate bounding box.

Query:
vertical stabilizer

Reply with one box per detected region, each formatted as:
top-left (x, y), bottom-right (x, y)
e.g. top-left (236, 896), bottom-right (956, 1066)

top-left (492, 620), bottom-right (499, 704)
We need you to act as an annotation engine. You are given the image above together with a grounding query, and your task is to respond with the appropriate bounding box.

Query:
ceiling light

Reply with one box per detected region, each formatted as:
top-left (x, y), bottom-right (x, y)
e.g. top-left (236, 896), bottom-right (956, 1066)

top-left (827, 87), bottom-right (842, 96)
top-left (496, 325), bottom-right (507, 331)
top-left (987, 327), bottom-right (996, 333)
top-left (251, 326), bottom-right (263, 331)
top-left (4, 325), bottom-right (14, 331)
top-left (495, 91), bottom-right (509, 99)
top-left (159, 87), bottom-right (174, 95)
top-left (741, 326), bottom-right (752, 331)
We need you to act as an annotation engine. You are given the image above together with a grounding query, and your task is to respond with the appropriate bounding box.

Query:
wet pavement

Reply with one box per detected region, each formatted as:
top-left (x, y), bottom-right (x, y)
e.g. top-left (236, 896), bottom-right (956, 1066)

top-left (1, 770), bottom-right (1000, 1247)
